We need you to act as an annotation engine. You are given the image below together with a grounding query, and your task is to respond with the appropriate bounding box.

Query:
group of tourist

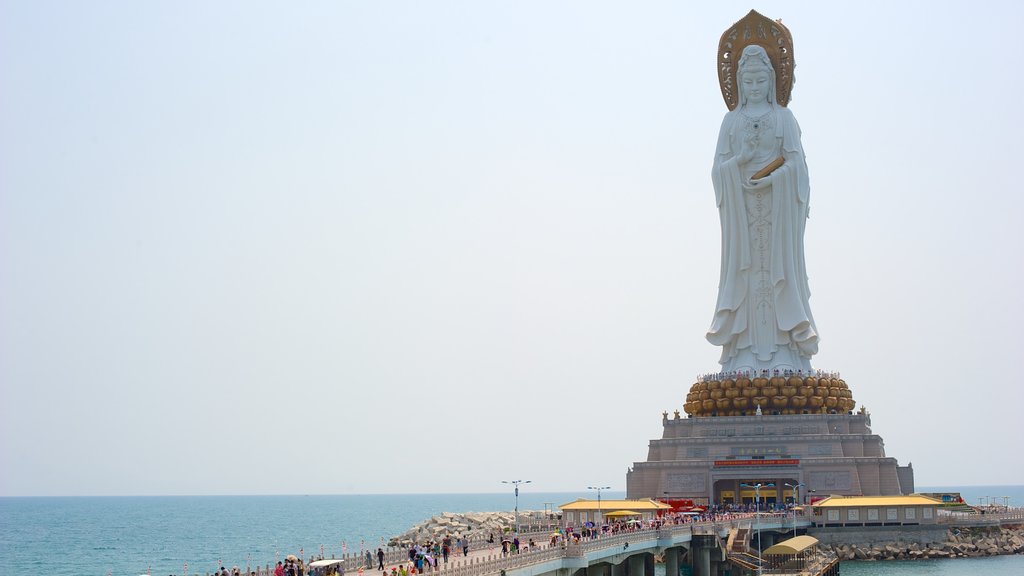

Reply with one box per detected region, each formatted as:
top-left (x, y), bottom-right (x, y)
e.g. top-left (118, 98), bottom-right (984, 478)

top-left (551, 504), bottom-right (797, 543)
top-left (273, 558), bottom-right (302, 576)
top-left (213, 567), bottom-right (251, 576)
top-left (392, 535), bottom-right (474, 572)
top-left (497, 535), bottom-right (539, 556)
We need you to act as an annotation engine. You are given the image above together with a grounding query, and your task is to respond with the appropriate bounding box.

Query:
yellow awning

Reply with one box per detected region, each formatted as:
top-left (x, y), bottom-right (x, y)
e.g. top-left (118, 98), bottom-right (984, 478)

top-left (604, 510), bottom-right (642, 517)
top-left (764, 535), bottom-right (819, 555)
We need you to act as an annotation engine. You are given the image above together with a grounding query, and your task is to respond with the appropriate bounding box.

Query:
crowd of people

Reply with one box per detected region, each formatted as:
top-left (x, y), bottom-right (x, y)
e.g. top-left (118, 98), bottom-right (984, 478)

top-left (550, 503), bottom-right (798, 545)
top-left (400, 535), bottom-right (472, 572)
top-left (194, 503), bottom-right (804, 576)
top-left (210, 567), bottom-right (251, 576)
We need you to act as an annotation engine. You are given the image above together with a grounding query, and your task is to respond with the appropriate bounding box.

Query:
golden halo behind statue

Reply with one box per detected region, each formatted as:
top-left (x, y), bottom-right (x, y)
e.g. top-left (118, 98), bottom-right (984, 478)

top-left (718, 10), bottom-right (795, 111)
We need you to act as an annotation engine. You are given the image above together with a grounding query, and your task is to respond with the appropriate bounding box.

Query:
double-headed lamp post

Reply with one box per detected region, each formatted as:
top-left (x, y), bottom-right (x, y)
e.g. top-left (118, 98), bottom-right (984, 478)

top-left (741, 482), bottom-right (775, 576)
top-left (503, 480), bottom-right (532, 533)
top-left (784, 482), bottom-right (806, 538)
top-left (588, 486), bottom-right (611, 526)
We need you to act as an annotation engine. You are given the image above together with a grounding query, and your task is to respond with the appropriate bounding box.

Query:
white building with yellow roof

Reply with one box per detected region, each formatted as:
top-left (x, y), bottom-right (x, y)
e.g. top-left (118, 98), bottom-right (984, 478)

top-left (558, 498), bottom-right (672, 525)
top-left (810, 494), bottom-right (943, 527)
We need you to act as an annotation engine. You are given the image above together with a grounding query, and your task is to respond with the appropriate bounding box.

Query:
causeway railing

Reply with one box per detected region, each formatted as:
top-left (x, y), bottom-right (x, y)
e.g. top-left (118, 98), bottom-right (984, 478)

top-left (228, 517), bottom-right (774, 576)
top-left (936, 507), bottom-right (1024, 525)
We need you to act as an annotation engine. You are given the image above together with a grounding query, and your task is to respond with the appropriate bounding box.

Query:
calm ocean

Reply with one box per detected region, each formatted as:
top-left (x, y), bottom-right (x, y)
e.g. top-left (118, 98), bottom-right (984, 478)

top-left (0, 487), bottom-right (1020, 576)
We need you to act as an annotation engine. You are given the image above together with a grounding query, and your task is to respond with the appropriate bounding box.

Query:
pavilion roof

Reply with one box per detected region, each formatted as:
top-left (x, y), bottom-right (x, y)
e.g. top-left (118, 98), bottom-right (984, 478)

top-left (812, 495), bottom-right (942, 507)
top-left (764, 535), bottom-right (818, 555)
top-left (558, 498), bottom-right (672, 511)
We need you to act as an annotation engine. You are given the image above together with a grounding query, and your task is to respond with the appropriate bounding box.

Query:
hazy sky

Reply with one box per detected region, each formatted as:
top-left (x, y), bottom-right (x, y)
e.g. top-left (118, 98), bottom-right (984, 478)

top-left (2, 1), bottom-right (1022, 497)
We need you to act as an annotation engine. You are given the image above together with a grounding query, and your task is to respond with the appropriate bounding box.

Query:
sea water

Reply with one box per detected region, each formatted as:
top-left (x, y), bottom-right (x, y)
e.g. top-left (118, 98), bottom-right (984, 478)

top-left (0, 487), bottom-right (1020, 576)
top-left (0, 492), bottom-right (589, 576)
top-left (839, 554), bottom-right (1022, 575)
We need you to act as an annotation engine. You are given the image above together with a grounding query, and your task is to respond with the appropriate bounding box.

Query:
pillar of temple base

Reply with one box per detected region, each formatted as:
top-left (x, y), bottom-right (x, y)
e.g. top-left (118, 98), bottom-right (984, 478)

top-left (590, 564), bottom-right (610, 576)
top-left (612, 561), bottom-right (627, 576)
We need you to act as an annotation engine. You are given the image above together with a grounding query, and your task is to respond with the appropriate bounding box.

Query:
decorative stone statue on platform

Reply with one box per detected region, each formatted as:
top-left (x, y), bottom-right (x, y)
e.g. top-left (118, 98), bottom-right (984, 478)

top-left (706, 11), bottom-right (818, 373)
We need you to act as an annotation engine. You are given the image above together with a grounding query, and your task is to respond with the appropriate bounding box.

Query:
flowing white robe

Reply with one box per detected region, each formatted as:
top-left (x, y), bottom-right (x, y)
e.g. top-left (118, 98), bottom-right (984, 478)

top-left (706, 105), bottom-right (818, 372)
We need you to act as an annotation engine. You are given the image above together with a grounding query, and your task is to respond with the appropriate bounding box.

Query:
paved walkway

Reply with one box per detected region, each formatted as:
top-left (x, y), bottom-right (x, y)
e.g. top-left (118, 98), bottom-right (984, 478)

top-left (347, 537), bottom-right (549, 575)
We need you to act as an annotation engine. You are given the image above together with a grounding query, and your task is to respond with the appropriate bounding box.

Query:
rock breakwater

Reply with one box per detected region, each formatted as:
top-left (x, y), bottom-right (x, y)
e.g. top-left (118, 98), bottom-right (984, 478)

top-left (388, 511), bottom-right (549, 546)
top-left (828, 526), bottom-right (1024, 561)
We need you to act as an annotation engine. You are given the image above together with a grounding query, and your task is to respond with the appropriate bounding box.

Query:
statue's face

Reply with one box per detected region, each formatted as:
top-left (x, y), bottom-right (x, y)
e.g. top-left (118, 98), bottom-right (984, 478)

top-left (741, 69), bottom-right (770, 104)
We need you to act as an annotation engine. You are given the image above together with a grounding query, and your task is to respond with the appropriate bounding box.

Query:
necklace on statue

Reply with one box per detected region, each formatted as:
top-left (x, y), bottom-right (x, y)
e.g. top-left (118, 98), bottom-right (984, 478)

top-left (741, 107), bottom-right (773, 134)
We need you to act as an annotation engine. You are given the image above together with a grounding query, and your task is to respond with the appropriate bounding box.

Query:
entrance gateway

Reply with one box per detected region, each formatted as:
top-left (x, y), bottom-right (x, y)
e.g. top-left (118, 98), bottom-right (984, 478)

top-left (713, 478), bottom-right (801, 506)
top-left (626, 10), bottom-right (914, 503)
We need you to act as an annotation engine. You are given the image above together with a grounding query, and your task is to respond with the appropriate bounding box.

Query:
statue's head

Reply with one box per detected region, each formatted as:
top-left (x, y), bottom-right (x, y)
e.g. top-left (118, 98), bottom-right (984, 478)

top-left (737, 45), bottom-right (777, 106)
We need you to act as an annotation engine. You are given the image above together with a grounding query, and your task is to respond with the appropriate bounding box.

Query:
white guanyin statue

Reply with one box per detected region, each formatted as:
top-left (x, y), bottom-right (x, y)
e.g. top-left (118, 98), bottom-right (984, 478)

top-left (706, 26), bottom-right (819, 373)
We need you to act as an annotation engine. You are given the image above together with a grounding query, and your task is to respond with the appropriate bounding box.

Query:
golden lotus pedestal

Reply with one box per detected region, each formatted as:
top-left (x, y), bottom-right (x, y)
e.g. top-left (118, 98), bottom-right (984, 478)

top-left (683, 375), bottom-right (856, 417)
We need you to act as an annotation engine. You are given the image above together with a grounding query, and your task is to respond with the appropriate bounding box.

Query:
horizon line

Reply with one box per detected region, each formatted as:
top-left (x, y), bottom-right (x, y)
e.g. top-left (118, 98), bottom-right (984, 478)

top-left (1, 485), bottom-right (1019, 499)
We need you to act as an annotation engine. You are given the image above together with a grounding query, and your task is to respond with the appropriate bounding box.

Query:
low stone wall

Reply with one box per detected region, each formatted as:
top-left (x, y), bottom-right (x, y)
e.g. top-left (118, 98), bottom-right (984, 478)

top-left (812, 526), bottom-right (1024, 561)
top-left (808, 525), bottom-right (948, 547)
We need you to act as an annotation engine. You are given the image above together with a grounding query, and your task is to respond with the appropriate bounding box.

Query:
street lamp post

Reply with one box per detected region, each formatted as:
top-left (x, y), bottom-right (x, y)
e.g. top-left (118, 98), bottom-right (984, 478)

top-left (741, 482), bottom-right (775, 576)
top-left (502, 480), bottom-right (532, 534)
top-left (784, 482), bottom-right (806, 539)
top-left (984, 496), bottom-right (1010, 511)
top-left (588, 486), bottom-right (611, 529)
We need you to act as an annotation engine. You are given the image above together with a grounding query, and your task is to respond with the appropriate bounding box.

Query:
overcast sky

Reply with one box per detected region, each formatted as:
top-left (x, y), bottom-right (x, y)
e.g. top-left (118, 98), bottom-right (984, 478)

top-left (2, 0), bottom-right (1022, 497)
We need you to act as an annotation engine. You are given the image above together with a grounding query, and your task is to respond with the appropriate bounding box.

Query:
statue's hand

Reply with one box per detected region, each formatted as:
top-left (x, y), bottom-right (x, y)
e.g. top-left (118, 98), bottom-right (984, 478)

top-left (747, 175), bottom-right (769, 189)
top-left (738, 135), bottom-right (757, 165)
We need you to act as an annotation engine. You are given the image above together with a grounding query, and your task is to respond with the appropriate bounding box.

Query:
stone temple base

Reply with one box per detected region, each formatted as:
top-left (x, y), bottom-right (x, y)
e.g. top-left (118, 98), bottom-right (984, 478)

top-left (625, 411), bottom-right (914, 504)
